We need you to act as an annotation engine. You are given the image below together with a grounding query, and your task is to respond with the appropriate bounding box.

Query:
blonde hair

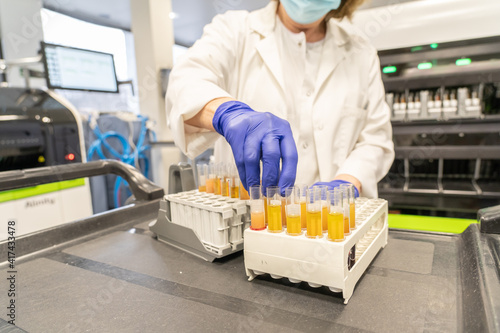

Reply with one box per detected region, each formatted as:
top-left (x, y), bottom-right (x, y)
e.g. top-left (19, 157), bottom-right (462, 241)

top-left (272, 0), bottom-right (366, 21)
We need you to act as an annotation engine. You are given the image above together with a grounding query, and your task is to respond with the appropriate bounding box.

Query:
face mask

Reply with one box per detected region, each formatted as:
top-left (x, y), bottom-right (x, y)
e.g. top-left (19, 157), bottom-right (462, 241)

top-left (280, 0), bottom-right (341, 25)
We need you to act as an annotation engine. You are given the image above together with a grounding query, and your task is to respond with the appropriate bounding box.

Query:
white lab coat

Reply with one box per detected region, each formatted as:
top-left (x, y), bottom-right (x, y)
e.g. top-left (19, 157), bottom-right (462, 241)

top-left (166, 2), bottom-right (394, 198)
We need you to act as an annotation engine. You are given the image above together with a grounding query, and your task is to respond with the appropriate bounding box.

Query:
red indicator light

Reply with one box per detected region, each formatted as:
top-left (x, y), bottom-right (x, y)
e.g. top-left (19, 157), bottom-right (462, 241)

top-left (65, 153), bottom-right (75, 161)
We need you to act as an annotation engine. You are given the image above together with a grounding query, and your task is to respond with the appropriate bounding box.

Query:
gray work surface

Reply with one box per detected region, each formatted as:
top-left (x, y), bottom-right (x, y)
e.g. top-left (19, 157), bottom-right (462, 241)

top-left (1, 221), bottom-right (465, 333)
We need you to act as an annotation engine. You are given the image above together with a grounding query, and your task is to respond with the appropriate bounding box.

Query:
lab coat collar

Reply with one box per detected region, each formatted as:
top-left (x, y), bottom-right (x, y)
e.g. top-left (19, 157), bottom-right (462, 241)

top-left (249, 1), bottom-right (350, 46)
top-left (249, 1), bottom-right (278, 37)
top-left (250, 1), bottom-right (350, 94)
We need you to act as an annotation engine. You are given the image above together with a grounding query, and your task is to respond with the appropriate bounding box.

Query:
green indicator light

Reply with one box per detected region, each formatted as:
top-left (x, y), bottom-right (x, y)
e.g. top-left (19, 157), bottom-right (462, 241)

top-left (411, 46), bottom-right (423, 52)
top-left (418, 62), bottom-right (433, 70)
top-left (430, 43), bottom-right (439, 49)
top-left (382, 66), bottom-right (397, 74)
top-left (456, 58), bottom-right (472, 66)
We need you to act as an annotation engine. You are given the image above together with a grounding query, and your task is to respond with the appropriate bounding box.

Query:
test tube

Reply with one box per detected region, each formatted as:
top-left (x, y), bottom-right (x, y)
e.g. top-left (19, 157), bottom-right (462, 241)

top-left (427, 91), bottom-right (435, 108)
top-left (306, 187), bottom-right (323, 239)
top-left (264, 194), bottom-right (268, 226)
top-left (408, 92), bottom-right (414, 110)
top-left (220, 163), bottom-right (230, 197)
top-left (471, 89), bottom-right (480, 106)
top-left (266, 186), bottom-right (283, 233)
top-left (341, 193), bottom-right (356, 269)
top-left (415, 94), bottom-right (421, 110)
top-left (315, 185), bottom-right (329, 233)
top-left (285, 186), bottom-right (301, 236)
top-left (450, 89), bottom-right (458, 107)
top-left (340, 184), bottom-right (356, 230)
top-left (443, 89), bottom-right (450, 107)
top-left (206, 164), bottom-right (215, 194)
top-left (339, 186), bottom-right (351, 236)
top-left (342, 183), bottom-right (357, 268)
top-left (434, 90), bottom-right (441, 106)
top-left (196, 163), bottom-right (207, 192)
top-left (250, 185), bottom-right (265, 231)
top-left (281, 196), bottom-right (287, 227)
top-left (327, 188), bottom-right (344, 242)
top-left (213, 163), bottom-right (222, 195)
top-left (297, 184), bottom-right (308, 230)
top-left (229, 165), bottom-right (240, 199)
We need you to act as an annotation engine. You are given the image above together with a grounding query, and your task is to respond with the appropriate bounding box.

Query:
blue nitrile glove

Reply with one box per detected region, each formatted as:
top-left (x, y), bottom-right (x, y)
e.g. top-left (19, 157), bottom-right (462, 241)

top-left (213, 101), bottom-right (298, 194)
top-left (312, 180), bottom-right (360, 198)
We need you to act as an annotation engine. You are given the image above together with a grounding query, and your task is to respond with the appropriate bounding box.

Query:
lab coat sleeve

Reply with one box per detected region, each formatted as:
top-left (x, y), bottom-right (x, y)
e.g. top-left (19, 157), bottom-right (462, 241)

top-left (335, 50), bottom-right (395, 198)
top-left (165, 11), bottom-right (246, 159)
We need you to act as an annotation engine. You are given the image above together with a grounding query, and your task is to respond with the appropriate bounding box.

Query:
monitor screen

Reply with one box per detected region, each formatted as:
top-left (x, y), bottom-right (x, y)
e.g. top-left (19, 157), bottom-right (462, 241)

top-left (41, 42), bottom-right (119, 93)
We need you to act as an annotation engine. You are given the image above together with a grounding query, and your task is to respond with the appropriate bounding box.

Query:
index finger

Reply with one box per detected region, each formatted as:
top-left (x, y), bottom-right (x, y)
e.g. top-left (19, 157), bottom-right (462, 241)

top-left (243, 133), bottom-right (262, 190)
top-left (231, 142), bottom-right (247, 191)
top-left (277, 134), bottom-right (298, 194)
top-left (261, 134), bottom-right (281, 193)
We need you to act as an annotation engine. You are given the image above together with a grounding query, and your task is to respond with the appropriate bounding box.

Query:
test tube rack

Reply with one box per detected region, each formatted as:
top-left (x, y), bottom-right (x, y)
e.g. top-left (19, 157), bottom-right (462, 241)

top-left (150, 190), bottom-right (250, 262)
top-left (244, 198), bottom-right (388, 304)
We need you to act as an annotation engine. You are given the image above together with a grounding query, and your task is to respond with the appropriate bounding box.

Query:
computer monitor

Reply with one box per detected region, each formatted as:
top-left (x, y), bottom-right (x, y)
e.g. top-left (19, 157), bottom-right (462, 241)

top-left (41, 42), bottom-right (119, 93)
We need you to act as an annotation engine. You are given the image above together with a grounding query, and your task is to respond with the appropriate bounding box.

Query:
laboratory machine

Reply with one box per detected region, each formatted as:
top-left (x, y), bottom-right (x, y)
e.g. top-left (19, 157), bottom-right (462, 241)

top-left (0, 40), bottom-right (128, 238)
top-left (378, 36), bottom-right (500, 216)
top-left (0, 87), bottom-right (92, 240)
top-left (348, 0), bottom-right (500, 216)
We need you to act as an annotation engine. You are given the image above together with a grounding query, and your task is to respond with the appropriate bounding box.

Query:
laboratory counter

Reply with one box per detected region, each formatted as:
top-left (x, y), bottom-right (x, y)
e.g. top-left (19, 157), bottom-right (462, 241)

top-left (0, 162), bottom-right (499, 332)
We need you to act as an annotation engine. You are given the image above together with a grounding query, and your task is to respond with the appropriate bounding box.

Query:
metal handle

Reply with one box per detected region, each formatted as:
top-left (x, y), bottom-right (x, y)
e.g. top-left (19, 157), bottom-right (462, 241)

top-left (0, 160), bottom-right (164, 201)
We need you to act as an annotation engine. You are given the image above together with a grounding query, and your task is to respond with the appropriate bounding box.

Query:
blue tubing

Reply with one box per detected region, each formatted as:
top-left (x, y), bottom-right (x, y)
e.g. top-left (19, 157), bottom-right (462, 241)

top-left (87, 115), bottom-right (155, 208)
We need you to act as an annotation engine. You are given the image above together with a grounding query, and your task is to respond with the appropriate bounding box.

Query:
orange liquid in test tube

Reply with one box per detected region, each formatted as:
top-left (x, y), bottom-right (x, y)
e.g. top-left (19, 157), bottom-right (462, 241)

top-left (306, 210), bottom-right (322, 238)
top-left (344, 216), bottom-right (351, 235)
top-left (231, 186), bottom-right (239, 198)
top-left (322, 205), bottom-right (328, 232)
top-left (196, 164), bottom-right (207, 193)
top-left (300, 200), bottom-right (307, 230)
top-left (285, 196), bottom-right (301, 235)
top-left (286, 214), bottom-right (301, 235)
top-left (281, 198), bottom-right (287, 227)
top-left (240, 184), bottom-right (250, 200)
top-left (267, 201), bottom-right (282, 233)
top-left (206, 178), bottom-right (215, 193)
top-left (328, 212), bottom-right (344, 242)
top-left (214, 178), bottom-right (221, 195)
top-left (350, 203), bottom-right (356, 230)
top-left (221, 178), bottom-right (229, 197)
top-left (251, 211), bottom-right (266, 230)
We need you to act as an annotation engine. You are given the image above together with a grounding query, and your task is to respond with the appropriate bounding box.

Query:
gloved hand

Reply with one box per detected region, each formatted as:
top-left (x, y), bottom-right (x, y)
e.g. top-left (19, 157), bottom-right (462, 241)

top-left (312, 180), bottom-right (360, 198)
top-left (213, 101), bottom-right (298, 193)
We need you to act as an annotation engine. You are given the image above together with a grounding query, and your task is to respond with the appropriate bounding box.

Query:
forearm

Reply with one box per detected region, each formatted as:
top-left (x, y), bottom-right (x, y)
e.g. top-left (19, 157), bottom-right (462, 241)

top-left (334, 174), bottom-right (362, 194)
top-left (185, 97), bottom-right (235, 131)
top-left (336, 144), bottom-right (391, 198)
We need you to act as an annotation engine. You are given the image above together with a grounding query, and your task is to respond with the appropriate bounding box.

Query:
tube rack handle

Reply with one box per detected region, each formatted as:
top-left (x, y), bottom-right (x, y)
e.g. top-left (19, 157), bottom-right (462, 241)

top-left (168, 163), bottom-right (196, 194)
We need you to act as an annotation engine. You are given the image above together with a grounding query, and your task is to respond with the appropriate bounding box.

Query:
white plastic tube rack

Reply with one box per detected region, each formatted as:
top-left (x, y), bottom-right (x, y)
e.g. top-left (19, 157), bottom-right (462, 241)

top-left (244, 198), bottom-right (388, 304)
top-left (150, 190), bottom-right (249, 262)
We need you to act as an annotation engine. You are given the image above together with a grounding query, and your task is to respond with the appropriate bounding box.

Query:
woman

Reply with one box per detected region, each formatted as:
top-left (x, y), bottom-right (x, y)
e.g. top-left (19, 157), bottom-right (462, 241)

top-left (166, 0), bottom-right (394, 198)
